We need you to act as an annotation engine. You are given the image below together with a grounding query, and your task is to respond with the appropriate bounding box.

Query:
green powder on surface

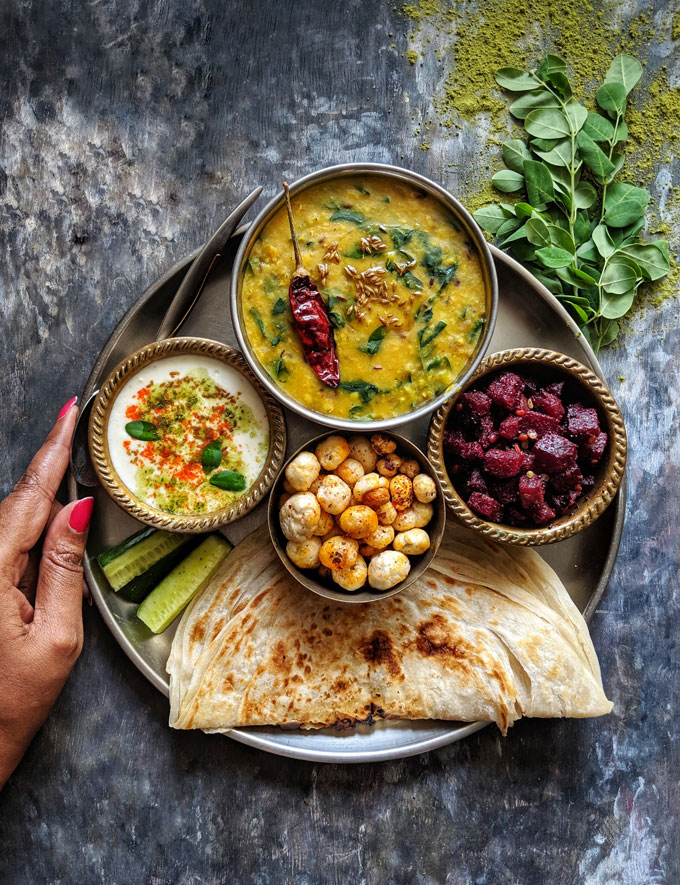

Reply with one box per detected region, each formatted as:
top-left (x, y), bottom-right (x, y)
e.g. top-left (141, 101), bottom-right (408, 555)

top-left (399, 0), bottom-right (679, 321)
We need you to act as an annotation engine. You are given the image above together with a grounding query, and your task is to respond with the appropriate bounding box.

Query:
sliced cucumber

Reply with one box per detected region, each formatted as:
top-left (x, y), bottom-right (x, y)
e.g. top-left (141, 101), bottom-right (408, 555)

top-left (97, 529), bottom-right (191, 592)
top-left (118, 537), bottom-right (201, 604)
top-left (136, 535), bottom-right (232, 634)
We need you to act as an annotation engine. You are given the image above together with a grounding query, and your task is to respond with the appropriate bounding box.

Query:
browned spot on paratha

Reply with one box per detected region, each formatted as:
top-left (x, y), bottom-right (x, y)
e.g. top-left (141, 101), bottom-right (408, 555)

top-left (360, 630), bottom-right (402, 676)
top-left (416, 614), bottom-right (466, 658)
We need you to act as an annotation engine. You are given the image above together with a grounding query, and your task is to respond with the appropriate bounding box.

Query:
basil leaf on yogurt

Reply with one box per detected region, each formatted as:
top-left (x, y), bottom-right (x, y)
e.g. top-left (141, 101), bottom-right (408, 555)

top-left (201, 440), bottom-right (223, 473)
top-left (209, 470), bottom-right (246, 492)
top-left (125, 420), bottom-right (160, 441)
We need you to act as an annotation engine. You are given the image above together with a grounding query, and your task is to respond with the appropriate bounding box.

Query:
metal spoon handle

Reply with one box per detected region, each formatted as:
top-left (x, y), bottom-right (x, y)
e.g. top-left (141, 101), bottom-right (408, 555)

top-left (154, 186), bottom-right (262, 341)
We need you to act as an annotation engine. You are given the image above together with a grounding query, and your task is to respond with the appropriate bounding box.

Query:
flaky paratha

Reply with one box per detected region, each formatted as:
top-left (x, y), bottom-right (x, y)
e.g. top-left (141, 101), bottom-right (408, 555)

top-left (167, 524), bottom-right (611, 734)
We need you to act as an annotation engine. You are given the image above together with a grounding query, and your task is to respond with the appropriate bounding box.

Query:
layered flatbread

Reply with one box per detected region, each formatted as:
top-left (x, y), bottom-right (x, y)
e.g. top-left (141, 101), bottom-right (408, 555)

top-left (167, 524), bottom-right (611, 734)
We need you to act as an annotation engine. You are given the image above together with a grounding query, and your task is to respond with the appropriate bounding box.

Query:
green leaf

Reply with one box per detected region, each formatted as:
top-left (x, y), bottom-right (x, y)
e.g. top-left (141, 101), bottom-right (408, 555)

top-left (548, 224), bottom-right (575, 254)
top-left (533, 139), bottom-right (573, 167)
top-left (249, 306), bottom-right (266, 338)
top-left (576, 240), bottom-right (599, 263)
top-left (263, 277), bottom-right (280, 297)
top-left (556, 266), bottom-right (599, 289)
top-left (426, 356), bottom-right (451, 372)
top-left (566, 301), bottom-right (591, 323)
top-left (247, 257), bottom-right (261, 274)
top-left (525, 217), bottom-right (551, 247)
top-left (613, 119), bottom-right (629, 143)
top-left (545, 71), bottom-right (572, 99)
top-left (564, 100), bottom-right (588, 133)
top-left (402, 270), bottom-right (424, 290)
top-left (499, 222), bottom-right (528, 246)
top-left (514, 202), bottom-right (536, 220)
top-left (496, 217), bottom-right (522, 238)
top-left (573, 182), bottom-right (597, 209)
top-left (536, 246), bottom-right (574, 268)
top-left (509, 90), bottom-right (560, 120)
top-left (574, 210), bottom-right (592, 242)
top-left (600, 288), bottom-right (636, 319)
top-left (605, 153), bottom-right (626, 183)
top-left (537, 54), bottom-right (567, 79)
top-left (389, 227), bottom-right (415, 249)
top-left (338, 379), bottom-right (379, 403)
top-left (502, 139), bottom-right (532, 173)
top-left (524, 108), bottom-right (571, 139)
top-left (495, 67), bottom-right (539, 91)
top-left (467, 317), bottom-right (485, 343)
top-left (582, 112), bottom-right (615, 142)
top-left (125, 420), bottom-right (160, 442)
top-left (330, 209), bottom-right (365, 224)
top-left (600, 255), bottom-right (641, 294)
top-left (492, 169), bottom-right (525, 192)
top-left (272, 356), bottom-right (289, 379)
top-left (209, 470), bottom-right (246, 492)
top-left (603, 182), bottom-right (650, 227)
top-left (473, 205), bottom-right (513, 233)
top-left (597, 318), bottom-right (620, 347)
top-left (419, 320), bottom-right (447, 349)
top-left (201, 439), bottom-right (223, 473)
top-left (596, 81), bottom-right (627, 118)
top-left (531, 137), bottom-right (560, 151)
top-left (576, 131), bottom-right (616, 179)
top-left (359, 325), bottom-right (388, 355)
top-left (272, 297), bottom-right (287, 315)
top-left (592, 224), bottom-right (617, 259)
top-left (605, 54), bottom-right (643, 95)
top-left (619, 243), bottom-right (670, 281)
top-left (523, 160), bottom-right (554, 206)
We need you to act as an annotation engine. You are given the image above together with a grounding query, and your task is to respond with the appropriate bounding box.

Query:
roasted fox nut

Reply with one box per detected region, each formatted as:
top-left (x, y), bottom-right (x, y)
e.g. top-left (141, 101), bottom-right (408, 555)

top-left (399, 459), bottom-right (420, 479)
top-left (316, 475), bottom-right (352, 515)
top-left (362, 487), bottom-right (391, 510)
top-left (348, 435), bottom-right (377, 472)
top-left (335, 457), bottom-right (365, 487)
top-left (319, 536), bottom-right (359, 571)
top-left (315, 434), bottom-right (351, 471)
top-left (370, 433), bottom-right (397, 455)
top-left (393, 528), bottom-right (430, 556)
top-left (375, 501), bottom-right (397, 525)
top-left (339, 505), bottom-right (379, 539)
top-left (392, 507), bottom-right (418, 532)
top-left (412, 473), bottom-right (437, 503)
top-left (376, 454), bottom-right (402, 478)
top-left (284, 451), bottom-right (321, 491)
top-left (286, 536), bottom-right (322, 569)
top-left (353, 472), bottom-right (383, 503)
top-left (312, 509), bottom-right (335, 537)
top-left (367, 550), bottom-right (410, 590)
top-left (389, 474), bottom-right (413, 511)
top-left (364, 524), bottom-right (394, 550)
top-left (332, 553), bottom-right (368, 591)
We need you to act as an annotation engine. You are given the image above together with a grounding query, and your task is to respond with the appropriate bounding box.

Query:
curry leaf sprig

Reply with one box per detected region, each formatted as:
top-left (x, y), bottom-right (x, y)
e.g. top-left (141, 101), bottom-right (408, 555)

top-left (473, 53), bottom-right (671, 352)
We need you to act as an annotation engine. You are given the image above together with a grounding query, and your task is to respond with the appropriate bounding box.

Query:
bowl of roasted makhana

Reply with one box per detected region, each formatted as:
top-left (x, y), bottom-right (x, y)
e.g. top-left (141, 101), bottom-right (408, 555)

top-left (268, 430), bottom-right (445, 602)
top-left (231, 163), bottom-right (498, 431)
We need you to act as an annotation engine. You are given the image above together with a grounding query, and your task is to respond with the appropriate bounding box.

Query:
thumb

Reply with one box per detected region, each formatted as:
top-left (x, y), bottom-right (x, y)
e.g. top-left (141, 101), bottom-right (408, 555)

top-left (32, 497), bottom-right (93, 659)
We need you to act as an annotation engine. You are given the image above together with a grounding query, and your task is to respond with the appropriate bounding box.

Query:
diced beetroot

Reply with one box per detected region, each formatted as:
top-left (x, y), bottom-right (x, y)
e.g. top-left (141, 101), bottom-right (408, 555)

top-left (581, 474), bottom-right (595, 492)
top-left (483, 448), bottom-right (524, 478)
top-left (522, 450), bottom-right (535, 470)
top-left (533, 433), bottom-right (578, 473)
top-left (460, 441), bottom-right (484, 461)
top-left (468, 492), bottom-right (503, 522)
top-left (465, 468), bottom-right (488, 494)
top-left (531, 391), bottom-right (565, 421)
top-left (520, 411), bottom-right (561, 438)
top-left (581, 431), bottom-right (608, 464)
top-left (487, 372), bottom-right (523, 411)
top-left (444, 430), bottom-right (465, 456)
top-left (567, 488), bottom-right (581, 507)
top-left (550, 465), bottom-right (583, 493)
top-left (566, 404), bottom-right (601, 441)
top-left (477, 414), bottom-right (498, 449)
top-left (546, 381), bottom-right (564, 396)
top-left (516, 393), bottom-right (529, 414)
top-left (520, 374), bottom-right (539, 395)
top-left (505, 507), bottom-right (529, 526)
top-left (460, 390), bottom-right (491, 416)
top-left (519, 474), bottom-right (545, 509)
top-left (489, 477), bottom-right (520, 505)
top-left (529, 502), bottom-right (556, 525)
top-left (499, 414), bottom-right (522, 439)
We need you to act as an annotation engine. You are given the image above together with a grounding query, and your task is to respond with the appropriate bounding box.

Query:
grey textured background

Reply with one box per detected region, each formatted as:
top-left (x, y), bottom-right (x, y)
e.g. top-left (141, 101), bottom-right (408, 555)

top-left (0, 1), bottom-right (678, 883)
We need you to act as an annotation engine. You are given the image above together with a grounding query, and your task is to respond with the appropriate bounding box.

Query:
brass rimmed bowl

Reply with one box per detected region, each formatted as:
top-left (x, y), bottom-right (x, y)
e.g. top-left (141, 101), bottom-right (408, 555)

top-left (230, 162), bottom-right (498, 432)
top-left (268, 430), bottom-right (446, 603)
top-left (428, 347), bottom-right (627, 546)
top-left (89, 337), bottom-right (287, 533)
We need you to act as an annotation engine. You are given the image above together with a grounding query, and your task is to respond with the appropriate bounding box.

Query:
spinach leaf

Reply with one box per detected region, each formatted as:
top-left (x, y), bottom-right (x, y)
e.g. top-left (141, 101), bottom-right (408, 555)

top-left (359, 325), bottom-right (388, 355)
top-left (338, 380), bottom-right (380, 403)
top-left (330, 209), bottom-right (365, 224)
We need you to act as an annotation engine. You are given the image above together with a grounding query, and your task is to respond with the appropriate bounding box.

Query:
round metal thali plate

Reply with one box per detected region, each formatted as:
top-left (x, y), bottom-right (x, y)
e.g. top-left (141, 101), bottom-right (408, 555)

top-left (69, 232), bottom-right (625, 763)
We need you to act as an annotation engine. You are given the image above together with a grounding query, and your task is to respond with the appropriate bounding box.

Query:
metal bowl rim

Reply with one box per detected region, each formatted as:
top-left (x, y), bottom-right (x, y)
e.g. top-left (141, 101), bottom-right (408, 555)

top-left (229, 162), bottom-right (499, 431)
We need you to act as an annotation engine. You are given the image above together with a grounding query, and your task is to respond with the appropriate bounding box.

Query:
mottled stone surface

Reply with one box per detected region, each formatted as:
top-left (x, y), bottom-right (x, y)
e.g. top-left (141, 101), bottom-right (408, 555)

top-left (0, 1), bottom-right (678, 883)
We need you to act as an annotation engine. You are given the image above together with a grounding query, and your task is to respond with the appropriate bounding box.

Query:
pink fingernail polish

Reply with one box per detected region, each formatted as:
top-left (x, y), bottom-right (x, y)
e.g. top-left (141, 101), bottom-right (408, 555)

top-left (57, 396), bottom-right (78, 420)
top-left (69, 497), bottom-right (94, 533)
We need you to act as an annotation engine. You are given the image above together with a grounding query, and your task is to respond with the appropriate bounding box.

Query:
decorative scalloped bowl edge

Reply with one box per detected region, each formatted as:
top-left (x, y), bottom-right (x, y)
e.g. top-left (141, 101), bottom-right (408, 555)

top-left (427, 347), bottom-right (627, 546)
top-left (89, 337), bottom-right (287, 533)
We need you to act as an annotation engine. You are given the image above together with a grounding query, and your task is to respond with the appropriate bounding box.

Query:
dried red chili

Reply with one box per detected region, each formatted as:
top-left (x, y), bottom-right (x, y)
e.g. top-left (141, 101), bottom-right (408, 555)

top-left (283, 182), bottom-right (340, 388)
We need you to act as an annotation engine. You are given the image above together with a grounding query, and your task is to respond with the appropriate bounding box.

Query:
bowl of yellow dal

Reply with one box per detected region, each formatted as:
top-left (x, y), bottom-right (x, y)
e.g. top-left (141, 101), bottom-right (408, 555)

top-left (230, 163), bottom-right (498, 430)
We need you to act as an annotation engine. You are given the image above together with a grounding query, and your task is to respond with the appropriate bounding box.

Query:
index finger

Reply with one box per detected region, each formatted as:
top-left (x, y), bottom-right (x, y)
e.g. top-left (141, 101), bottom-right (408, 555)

top-left (0, 397), bottom-right (79, 563)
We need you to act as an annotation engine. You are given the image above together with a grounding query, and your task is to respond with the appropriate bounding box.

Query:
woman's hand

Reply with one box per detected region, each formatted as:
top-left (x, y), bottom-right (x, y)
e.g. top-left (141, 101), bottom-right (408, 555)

top-left (0, 398), bottom-right (92, 788)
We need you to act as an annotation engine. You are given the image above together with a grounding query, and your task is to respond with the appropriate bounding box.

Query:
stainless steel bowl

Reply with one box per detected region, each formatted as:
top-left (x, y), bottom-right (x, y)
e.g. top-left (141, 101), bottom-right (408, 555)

top-left (267, 430), bottom-right (446, 604)
top-left (230, 162), bottom-right (498, 431)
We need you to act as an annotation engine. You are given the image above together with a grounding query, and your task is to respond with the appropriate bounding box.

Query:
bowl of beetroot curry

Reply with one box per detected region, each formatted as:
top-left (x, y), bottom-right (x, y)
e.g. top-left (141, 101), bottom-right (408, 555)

top-left (427, 347), bottom-right (627, 545)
